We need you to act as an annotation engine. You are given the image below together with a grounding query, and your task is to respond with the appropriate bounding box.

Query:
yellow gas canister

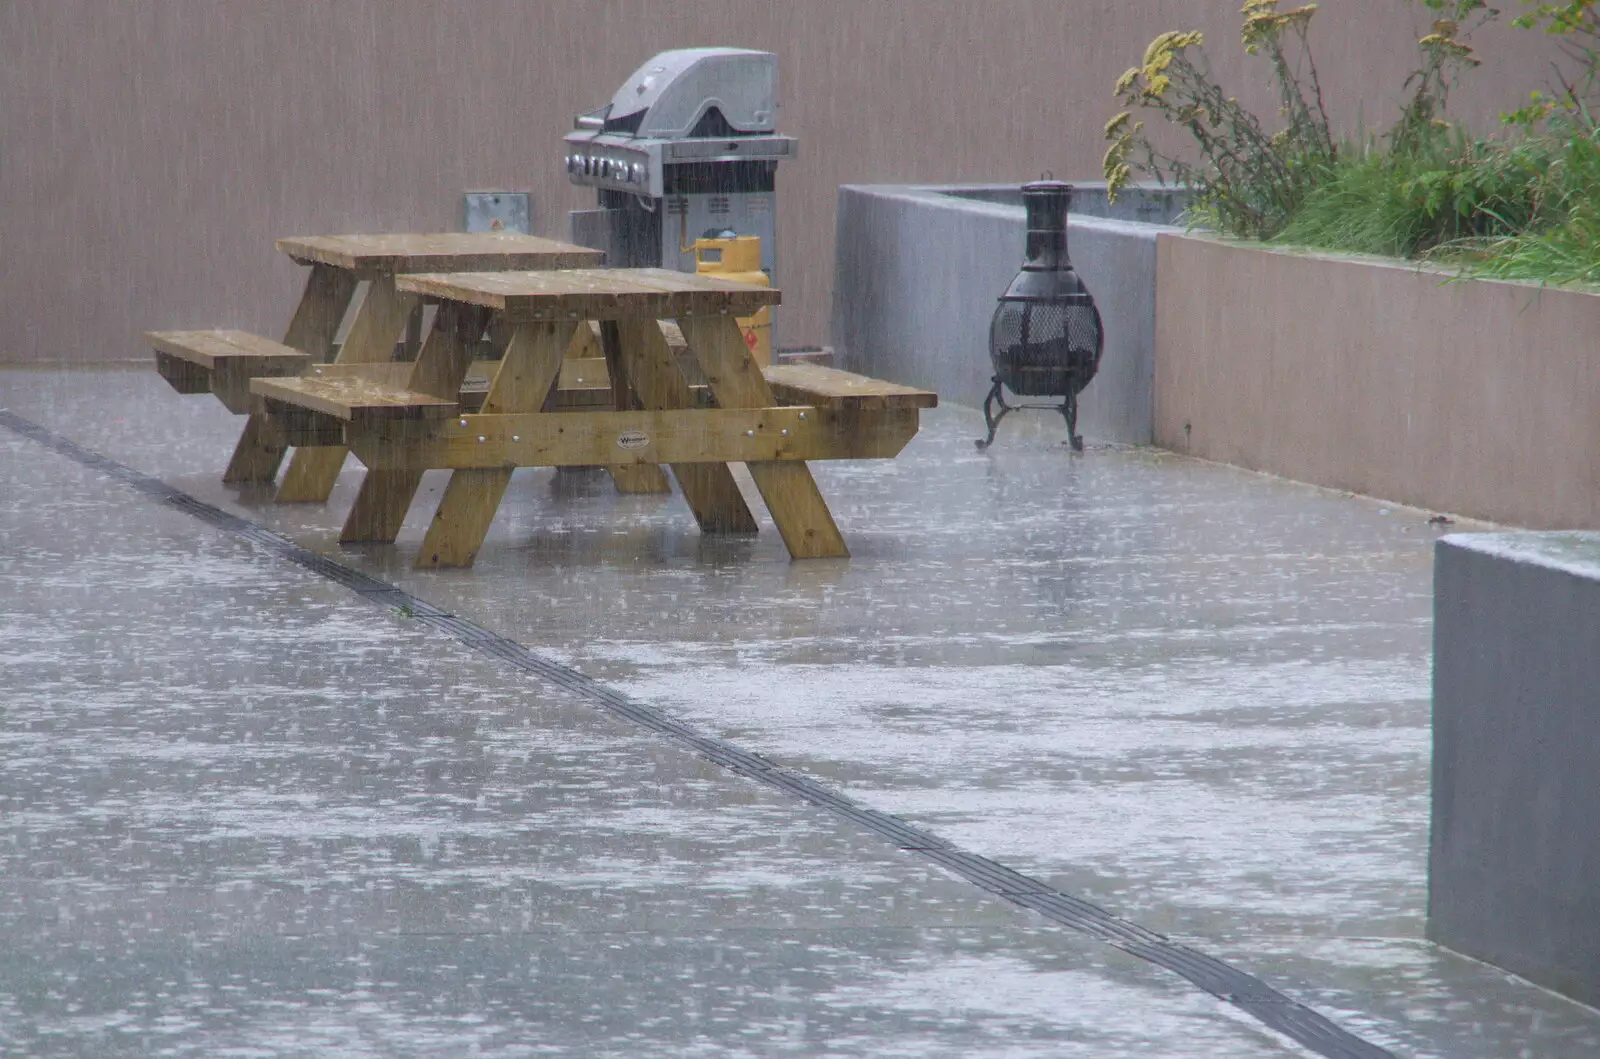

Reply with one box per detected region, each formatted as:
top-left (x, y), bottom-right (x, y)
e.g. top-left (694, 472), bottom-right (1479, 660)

top-left (692, 234), bottom-right (771, 366)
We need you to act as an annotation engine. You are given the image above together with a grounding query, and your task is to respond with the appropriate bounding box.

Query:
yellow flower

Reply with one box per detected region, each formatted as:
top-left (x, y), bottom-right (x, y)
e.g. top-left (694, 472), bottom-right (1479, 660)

top-left (1104, 111), bottom-right (1132, 138)
top-left (1420, 32), bottom-right (1476, 57)
top-left (1242, 11), bottom-right (1284, 48)
top-left (1147, 74), bottom-right (1172, 98)
top-left (1241, 0), bottom-right (1278, 14)
top-left (1143, 28), bottom-right (1203, 68)
top-left (1114, 66), bottom-right (1141, 95)
top-left (1143, 31), bottom-right (1180, 67)
top-left (1105, 162), bottom-right (1132, 204)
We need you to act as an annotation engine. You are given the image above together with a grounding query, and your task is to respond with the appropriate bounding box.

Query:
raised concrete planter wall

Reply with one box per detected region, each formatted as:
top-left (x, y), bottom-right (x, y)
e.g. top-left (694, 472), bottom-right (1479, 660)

top-left (830, 184), bottom-right (1177, 445)
top-left (1154, 236), bottom-right (1600, 528)
top-left (1431, 533), bottom-right (1600, 1007)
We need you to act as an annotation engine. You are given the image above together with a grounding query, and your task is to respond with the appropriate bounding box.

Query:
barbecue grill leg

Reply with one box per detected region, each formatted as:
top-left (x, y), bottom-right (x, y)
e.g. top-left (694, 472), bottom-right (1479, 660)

top-left (975, 379), bottom-right (1010, 450)
top-left (1061, 392), bottom-right (1083, 452)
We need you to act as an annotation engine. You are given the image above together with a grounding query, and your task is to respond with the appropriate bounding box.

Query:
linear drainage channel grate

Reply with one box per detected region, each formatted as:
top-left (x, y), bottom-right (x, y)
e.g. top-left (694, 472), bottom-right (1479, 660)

top-left (0, 409), bottom-right (1397, 1059)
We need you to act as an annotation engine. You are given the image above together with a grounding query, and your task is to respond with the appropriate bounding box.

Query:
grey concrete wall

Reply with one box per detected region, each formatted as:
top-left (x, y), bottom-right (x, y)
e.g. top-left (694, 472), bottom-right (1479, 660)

top-left (940, 183), bottom-right (1190, 225)
top-left (1430, 532), bottom-right (1600, 1008)
top-left (0, 0), bottom-right (1576, 364)
top-left (1154, 236), bottom-right (1600, 529)
top-left (830, 185), bottom-right (1169, 445)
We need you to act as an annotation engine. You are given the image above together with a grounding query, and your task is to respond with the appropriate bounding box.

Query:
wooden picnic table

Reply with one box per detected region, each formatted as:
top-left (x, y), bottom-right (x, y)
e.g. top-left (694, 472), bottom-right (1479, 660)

top-left (251, 267), bottom-right (937, 567)
top-left (148, 232), bottom-right (604, 499)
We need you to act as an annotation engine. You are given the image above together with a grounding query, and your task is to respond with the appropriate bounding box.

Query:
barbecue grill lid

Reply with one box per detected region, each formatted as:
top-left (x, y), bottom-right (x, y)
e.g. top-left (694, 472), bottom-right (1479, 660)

top-left (603, 48), bottom-right (778, 139)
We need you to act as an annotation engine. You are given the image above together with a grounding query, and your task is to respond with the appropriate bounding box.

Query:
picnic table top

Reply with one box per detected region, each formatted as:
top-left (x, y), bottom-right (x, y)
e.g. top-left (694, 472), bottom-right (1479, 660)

top-left (275, 233), bottom-right (603, 274)
top-left (394, 267), bottom-right (782, 321)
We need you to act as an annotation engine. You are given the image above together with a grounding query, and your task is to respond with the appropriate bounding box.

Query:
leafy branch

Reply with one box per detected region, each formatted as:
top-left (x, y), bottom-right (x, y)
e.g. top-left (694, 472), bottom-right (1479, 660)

top-left (1103, 3), bottom-right (1336, 239)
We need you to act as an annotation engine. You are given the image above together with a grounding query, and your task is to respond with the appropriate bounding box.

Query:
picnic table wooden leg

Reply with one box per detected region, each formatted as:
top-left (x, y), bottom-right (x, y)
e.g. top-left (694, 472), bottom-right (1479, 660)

top-left (339, 302), bottom-right (496, 543)
top-left (221, 264), bottom-right (356, 484)
top-left (339, 469), bottom-right (425, 543)
top-left (609, 463), bottom-right (673, 493)
top-left (277, 275), bottom-right (416, 503)
top-left (560, 321), bottom-right (643, 490)
top-left (678, 316), bottom-right (849, 559)
top-left (401, 301), bottom-right (425, 360)
top-left (613, 318), bottom-right (758, 534)
top-left (599, 321), bottom-right (673, 496)
top-left (284, 263), bottom-right (358, 360)
top-left (415, 468), bottom-right (515, 569)
top-left (740, 462), bottom-right (848, 558)
top-left (222, 410), bottom-right (288, 484)
top-left (416, 320), bottom-right (576, 568)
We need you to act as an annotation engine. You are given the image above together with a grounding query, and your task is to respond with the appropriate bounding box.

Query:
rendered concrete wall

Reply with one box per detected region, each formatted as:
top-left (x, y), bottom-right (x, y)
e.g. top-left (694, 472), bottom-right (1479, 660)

top-left (830, 185), bottom-right (1169, 445)
top-left (1154, 236), bottom-right (1600, 528)
top-left (0, 0), bottom-right (1575, 364)
top-left (1430, 533), bottom-right (1600, 1007)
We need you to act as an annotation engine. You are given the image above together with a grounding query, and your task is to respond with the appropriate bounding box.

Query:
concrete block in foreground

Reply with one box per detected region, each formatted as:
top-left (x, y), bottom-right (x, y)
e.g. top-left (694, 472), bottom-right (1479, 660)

top-left (1430, 532), bottom-right (1600, 1007)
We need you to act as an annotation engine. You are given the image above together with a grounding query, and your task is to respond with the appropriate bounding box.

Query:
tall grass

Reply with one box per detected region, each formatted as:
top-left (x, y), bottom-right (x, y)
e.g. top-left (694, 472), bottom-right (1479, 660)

top-left (1271, 120), bottom-right (1600, 286)
top-left (1468, 122), bottom-right (1600, 284)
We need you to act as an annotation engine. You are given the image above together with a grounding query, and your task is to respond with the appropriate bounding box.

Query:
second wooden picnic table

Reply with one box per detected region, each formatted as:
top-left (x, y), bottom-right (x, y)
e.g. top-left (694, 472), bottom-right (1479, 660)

top-left (250, 267), bottom-right (936, 566)
top-left (149, 232), bottom-right (604, 497)
top-left (265, 233), bottom-right (608, 502)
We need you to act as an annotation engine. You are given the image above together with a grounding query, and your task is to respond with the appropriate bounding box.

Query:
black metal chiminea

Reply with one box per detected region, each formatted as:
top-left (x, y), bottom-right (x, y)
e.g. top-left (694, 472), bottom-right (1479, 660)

top-left (976, 180), bottom-right (1104, 451)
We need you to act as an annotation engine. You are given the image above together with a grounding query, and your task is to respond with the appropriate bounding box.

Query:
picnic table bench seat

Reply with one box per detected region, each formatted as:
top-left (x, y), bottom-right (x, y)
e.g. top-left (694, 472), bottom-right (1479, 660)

top-left (252, 372), bottom-right (460, 444)
top-left (761, 364), bottom-right (938, 412)
top-left (256, 355), bottom-right (938, 450)
top-left (148, 330), bottom-right (312, 414)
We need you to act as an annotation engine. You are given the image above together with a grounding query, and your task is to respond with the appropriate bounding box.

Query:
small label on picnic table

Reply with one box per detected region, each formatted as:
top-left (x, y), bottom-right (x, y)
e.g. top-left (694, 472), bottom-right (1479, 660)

top-left (616, 430), bottom-right (650, 451)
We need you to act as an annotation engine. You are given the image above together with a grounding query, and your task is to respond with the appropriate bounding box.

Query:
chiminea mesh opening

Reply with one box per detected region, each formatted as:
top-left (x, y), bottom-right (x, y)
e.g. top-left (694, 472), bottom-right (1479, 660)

top-left (989, 300), bottom-right (1103, 396)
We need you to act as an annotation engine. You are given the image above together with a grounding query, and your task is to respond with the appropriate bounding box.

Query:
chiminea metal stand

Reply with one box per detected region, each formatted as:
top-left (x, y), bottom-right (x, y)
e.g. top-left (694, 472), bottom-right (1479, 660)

top-left (975, 180), bottom-right (1104, 452)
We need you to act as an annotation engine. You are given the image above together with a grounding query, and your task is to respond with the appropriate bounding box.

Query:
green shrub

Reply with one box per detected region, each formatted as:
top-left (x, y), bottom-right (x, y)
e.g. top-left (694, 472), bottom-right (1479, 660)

top-left (1100, 0), bottom-right (1600, 289)
top-left (1467, 119), bottom-right (1600, 283)
top-left (1275, 128), bottom-right (1555, 259)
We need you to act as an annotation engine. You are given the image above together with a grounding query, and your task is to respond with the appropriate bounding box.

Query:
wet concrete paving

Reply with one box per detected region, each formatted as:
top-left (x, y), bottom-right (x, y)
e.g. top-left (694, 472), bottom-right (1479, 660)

top-left (4, 366), bottom-right (1600, 1057)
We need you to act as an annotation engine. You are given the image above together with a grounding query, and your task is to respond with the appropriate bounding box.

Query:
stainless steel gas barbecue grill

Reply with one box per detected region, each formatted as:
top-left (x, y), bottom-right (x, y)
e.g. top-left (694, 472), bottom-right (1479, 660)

top-left (563, 48), bottom-right (797, 279)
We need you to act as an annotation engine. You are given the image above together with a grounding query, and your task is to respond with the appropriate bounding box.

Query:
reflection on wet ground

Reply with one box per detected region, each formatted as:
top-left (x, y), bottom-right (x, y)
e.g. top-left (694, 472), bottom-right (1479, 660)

top-left (3, 368), bottom-right (1598, 1056)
